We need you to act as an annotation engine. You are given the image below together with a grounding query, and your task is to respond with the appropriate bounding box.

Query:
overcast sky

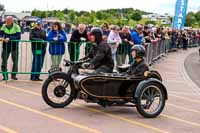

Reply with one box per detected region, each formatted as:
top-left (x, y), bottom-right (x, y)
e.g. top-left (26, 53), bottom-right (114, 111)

top-left (0, 0), bottom-right (199, 15)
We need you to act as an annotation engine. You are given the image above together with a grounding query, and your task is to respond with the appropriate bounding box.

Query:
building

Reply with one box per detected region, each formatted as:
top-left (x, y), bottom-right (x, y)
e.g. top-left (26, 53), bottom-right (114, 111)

top-left (0, 11), bottom-right (31, 21)
top-left (142, 13), bottom-right (172, 25)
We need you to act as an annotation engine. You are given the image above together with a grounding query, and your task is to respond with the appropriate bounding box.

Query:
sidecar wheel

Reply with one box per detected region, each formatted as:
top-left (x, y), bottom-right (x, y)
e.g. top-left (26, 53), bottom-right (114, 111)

top-left (42, 74), bottom-right (76, 108)
top-left (136, 82), bottom-right (166, 118)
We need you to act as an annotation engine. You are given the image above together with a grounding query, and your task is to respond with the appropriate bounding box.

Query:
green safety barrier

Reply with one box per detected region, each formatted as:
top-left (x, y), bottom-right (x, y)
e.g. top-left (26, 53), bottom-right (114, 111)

top-left (0, 40), bottom-right (93, 80)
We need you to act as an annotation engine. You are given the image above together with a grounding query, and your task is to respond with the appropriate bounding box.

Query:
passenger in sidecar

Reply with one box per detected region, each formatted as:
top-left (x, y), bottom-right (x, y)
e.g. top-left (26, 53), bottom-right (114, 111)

top-left (117, 45), bottom-right (148, 77)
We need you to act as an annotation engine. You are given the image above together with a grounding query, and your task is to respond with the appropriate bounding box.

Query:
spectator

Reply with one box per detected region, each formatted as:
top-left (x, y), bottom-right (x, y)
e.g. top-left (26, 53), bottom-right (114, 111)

top-left (107, 25), bottom-right (122, 63)
top-left (19, 21), bottom-right (25, 34)
top-left (151, 27), bottom-right (158, 40)
top-left (164, 29), bottom-right (170, 40)
top-left (101, 22), bottom-right (110, 41)
top-left (0, 17), bottom-right (3, 28)
top-left (143, 26), bottom-right (151, 43)
top-left (182, 30), bottom-right (188, 50)
top-left (170, 29), bottom-right (178, 49)
top-left (119, 26), bottom-right (134, 65)
top-left (0, 16), bottom-right (21, 80)
top-left (47, 22), bottom-right (67, 69)
top-left (87, 24), bottom-right (93, 32)
top-left (131, 25), bottom-right (144, 45)
top-left (29, 19), bottom-right (47, 81)
top-left (177, 31), bottom-right (182, 49)
top-left (64, 23), bottom-right (71, 34)
top-left (43, 23), bottom-right (49, 33)
top-left (69, 24), bottom-right (88, 61)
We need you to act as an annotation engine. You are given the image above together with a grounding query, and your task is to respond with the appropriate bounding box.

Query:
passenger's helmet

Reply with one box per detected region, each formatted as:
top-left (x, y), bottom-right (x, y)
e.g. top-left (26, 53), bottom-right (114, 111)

top-left (90, 27), bottom-right (103, 43)
top-left (131, 45), bottom-right (146, 58)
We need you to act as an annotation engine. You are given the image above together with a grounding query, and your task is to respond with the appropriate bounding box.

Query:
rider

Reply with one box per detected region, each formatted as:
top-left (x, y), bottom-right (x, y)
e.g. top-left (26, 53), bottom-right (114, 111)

top-left (126, 45), bottom-right (149, 77)
top-left (81, 27), bottom-right (114, 73)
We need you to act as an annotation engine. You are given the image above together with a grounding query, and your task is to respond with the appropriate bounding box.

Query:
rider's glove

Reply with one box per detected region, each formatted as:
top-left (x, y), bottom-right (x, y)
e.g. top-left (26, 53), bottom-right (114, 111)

top-left (82, 63), bottom-right (95, 69)
top-left (88, 64), bottom-right (95, 69)
top-left (82, 62), bottom-right (90, 69)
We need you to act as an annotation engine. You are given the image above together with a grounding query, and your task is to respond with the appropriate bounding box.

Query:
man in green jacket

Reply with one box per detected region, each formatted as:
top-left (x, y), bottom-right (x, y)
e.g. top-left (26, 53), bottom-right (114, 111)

top-left (0, 16), bottom-right (21, 80)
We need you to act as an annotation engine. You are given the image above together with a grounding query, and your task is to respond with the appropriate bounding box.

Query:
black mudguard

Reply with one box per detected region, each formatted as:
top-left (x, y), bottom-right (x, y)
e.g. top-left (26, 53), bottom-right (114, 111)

top-left (134, 78), bottom-right (168, 100)
top-left (48, 72), bottom-right (70, 80)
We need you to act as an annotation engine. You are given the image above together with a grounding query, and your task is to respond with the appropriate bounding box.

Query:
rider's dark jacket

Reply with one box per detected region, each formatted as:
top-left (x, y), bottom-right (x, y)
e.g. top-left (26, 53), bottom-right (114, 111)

top-left (127, 59), bottom-right (149, 76)
top-left (84, 41), bottom-right (114, 70)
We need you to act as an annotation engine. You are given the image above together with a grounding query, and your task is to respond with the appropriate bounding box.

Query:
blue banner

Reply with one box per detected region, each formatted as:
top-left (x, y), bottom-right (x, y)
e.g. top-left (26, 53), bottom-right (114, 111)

top-left (173, 0), bottom-right (188, 29)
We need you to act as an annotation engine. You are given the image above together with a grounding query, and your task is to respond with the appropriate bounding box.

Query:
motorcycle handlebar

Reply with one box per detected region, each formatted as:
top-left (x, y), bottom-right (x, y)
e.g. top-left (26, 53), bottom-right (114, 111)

top-left (63, 59), bottom-right (90, 67)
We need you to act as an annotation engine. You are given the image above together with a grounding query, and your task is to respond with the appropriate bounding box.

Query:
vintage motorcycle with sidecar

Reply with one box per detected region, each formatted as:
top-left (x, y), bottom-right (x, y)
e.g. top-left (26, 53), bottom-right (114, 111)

top-left (42, 59), bottom-right (168, 118)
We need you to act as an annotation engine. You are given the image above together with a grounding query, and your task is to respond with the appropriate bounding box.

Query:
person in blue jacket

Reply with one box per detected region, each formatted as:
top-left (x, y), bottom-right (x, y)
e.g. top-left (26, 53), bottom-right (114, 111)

top-left (47, 22), bottom-right (67, 69)
top-left (131, 25), bottom-right (144, 45)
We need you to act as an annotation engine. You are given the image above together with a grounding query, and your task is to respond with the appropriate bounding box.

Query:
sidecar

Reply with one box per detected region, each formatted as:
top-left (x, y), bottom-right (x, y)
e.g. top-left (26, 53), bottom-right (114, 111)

top-left (73, 70), bottom-right (167, 118)
top-left (42, 60), bottom-right (167, 118)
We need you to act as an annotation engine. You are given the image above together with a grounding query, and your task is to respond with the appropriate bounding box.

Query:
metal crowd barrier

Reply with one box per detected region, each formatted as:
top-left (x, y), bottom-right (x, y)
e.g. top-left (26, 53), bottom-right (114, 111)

top-left (196, 35), bottom-right (200, 46)
top-left (0, 40), bottom-right (92, 79)
top-left (115, 39), bottom-right (170, 66)
top-left (188, 35), bottom-right (200, 47)
top-left (144, 39), bottom-right (170, 65)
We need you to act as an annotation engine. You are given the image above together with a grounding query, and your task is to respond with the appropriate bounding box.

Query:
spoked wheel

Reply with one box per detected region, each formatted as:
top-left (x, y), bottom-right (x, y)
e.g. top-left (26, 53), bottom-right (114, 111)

top-left (136, 82), bottom-right (166, 118)
top-left (42, 74), bottom-right (76, 108)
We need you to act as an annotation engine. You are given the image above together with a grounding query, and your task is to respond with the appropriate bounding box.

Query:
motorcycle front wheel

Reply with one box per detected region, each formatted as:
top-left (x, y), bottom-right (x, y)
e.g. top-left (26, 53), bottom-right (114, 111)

top-left (42, 73), bottom-right (76, 108)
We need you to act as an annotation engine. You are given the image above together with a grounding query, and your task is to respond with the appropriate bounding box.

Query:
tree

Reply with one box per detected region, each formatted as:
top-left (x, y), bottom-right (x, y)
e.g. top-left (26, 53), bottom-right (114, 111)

top-left (30, 8), bottom-right (158, 26)
top-left (145, 20), bottom-right (156, 25)
top-left (31, 10), bottom-right (42, 17)
top-left (131, 12), bottom-right (142, 22)
top-left (96, 11), bottom-right (103, 20)
top-left (68, 10), bottom-right (76, 23)
top-left (0, 3), bottom-right (5, 11)
top-left (185, 12), bottom-right (196, 27)
top-left (40, 11), bottom-right (48, 18)
top-left (63, 8), bottom-right (69, 14)
top-left (55, 11), bottom-right (65, 20)
top-left (195, 11), bottom-right (200, 27)
top-left (195, 11), bottom-right (200, 21)
top-left (31, 9), bottom-right (37, 16)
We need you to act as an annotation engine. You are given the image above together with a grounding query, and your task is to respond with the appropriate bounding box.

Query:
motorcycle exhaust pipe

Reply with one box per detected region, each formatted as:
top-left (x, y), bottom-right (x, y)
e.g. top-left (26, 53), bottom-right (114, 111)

top-left (80, 91), bottom-right (88, 100)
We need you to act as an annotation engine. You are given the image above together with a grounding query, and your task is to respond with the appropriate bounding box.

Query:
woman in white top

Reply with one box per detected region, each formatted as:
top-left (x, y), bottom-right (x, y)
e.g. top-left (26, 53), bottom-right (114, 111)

top-left (107, 25), bottom-right (122, 64)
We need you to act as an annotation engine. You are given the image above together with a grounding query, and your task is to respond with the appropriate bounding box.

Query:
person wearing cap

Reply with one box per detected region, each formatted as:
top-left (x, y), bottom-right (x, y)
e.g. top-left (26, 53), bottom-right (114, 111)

top-left (29, 19), bottom-right (47, 81)
top-left (131, 25), bottom-right (144, 45)
top-left (0, 16), bottom-right (21, 80)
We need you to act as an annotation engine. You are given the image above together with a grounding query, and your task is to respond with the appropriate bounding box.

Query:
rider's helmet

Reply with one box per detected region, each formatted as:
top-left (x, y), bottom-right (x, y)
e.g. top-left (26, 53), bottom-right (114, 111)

top-left (90, 27), bottom-right (103, 43)
top-left (131, 45), bottom-right (146, 58)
